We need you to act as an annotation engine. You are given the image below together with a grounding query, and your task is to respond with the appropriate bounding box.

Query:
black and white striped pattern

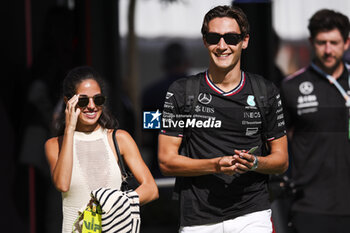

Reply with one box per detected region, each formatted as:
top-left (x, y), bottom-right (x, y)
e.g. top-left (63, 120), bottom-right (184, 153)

top-left (91, 188), bottom-right (140, 233)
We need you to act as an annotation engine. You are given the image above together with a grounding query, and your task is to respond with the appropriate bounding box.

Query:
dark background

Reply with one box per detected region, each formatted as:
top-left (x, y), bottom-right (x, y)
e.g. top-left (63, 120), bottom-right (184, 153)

top-left (1, 0), bottom-right (284, 232)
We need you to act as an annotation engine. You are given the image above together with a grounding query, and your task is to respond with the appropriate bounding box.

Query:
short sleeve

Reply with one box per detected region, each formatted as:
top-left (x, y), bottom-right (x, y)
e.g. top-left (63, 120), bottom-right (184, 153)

top-left (159, 78), bottom-right (187, 137)
top-left (280, 80), bottom-right (295, 129)
top-left (265, 82), bottom-right (287, 141)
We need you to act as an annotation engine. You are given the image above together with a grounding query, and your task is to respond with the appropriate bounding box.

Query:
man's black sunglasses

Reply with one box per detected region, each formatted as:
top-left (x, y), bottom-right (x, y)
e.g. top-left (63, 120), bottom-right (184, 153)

top-left (77, 94), bottom-right (106, 108)
top-left (205, 33), bottom-right (243, 45)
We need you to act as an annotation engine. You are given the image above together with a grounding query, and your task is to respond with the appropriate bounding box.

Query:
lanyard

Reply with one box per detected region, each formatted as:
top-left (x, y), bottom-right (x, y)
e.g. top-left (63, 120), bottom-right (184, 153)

top-left (310, 62), bottom-right (350, 140)
top-left (311, 62), bottom-right (350, 106)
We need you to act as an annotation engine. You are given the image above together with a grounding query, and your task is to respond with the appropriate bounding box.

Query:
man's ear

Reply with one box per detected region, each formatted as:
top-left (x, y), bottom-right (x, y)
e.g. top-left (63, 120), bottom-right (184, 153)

top-left (309, 37), bottom-right (314, 46)
top-left (344, 36), bottom-right (350, 51)
top-left (242, 34), bottom-right (250, 49)
top-left (202, 36), bottom-right (208, 47)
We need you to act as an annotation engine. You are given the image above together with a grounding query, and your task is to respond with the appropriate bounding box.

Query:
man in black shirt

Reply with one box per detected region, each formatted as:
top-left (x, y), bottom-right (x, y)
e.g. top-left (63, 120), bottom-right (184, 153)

top-left (158, 5), bottom-right (288, 233)
top-left (281, 9), bottom-right (350, 233)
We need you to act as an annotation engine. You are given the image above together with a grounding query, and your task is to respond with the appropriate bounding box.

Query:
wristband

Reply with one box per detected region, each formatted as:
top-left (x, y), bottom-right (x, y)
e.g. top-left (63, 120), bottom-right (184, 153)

top-left (250, 155), bottom-right (259, 171)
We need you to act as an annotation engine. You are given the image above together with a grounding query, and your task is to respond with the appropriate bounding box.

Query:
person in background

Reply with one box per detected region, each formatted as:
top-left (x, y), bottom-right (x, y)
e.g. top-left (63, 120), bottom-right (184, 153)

top-left (158, 5), bottom-right (288, 233)
top-left (271, 30), bottom-right (285, 89)
top-left (142, 42), bottom-right (190, 177)
top-left (281, 9), bottom-right (350, 233)
top-left (143, 42), bottom-right (189, 111)
top-left (45, 66), bottom-right (158, 232)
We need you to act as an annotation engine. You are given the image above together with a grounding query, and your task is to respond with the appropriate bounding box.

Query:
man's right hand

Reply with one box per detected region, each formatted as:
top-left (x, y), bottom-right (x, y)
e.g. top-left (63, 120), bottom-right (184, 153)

top-left (217, 155), bottom-right (250, 176)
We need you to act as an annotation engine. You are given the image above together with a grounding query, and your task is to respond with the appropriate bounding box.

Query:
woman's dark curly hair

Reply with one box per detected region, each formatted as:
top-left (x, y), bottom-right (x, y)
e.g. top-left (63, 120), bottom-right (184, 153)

top-left (54, 66), bottom-right (118, 136)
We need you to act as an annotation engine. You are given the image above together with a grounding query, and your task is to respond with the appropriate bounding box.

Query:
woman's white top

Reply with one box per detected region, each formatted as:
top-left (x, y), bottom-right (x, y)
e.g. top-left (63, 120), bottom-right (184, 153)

top-left (62, 127), bottom-right (122, 233)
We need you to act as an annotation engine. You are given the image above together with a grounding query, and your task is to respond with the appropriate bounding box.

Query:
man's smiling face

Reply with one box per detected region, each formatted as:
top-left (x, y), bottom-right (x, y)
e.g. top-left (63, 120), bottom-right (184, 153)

top-left (204, 17), bottom-right (249, 72)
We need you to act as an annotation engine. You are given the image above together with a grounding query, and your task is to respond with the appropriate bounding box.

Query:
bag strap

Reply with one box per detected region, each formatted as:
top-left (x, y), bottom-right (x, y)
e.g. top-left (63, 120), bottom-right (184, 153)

top-left (248, 73), bottom-right (268, 137)
top-left (247, 73), bottom-right (271, 155)
top-left (184, 74), bottom-right (201, 114)
top-left (182, 73), bottom-right (202, 155)
top-left (112, 129), bottom-right (128, 180)
top-left (173, 74), bottom-right (201, 200)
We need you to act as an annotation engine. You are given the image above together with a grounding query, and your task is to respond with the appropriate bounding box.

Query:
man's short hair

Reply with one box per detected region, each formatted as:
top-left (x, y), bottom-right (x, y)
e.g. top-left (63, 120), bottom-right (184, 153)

top-left (201, 5), bottom-right (250, 37)
top-left (308, 9), bottom-right (350, 42)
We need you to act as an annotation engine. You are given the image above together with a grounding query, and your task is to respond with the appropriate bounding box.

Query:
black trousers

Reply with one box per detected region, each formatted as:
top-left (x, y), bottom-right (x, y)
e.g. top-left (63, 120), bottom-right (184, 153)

top-left (291, 211), bottom-right (350, 233)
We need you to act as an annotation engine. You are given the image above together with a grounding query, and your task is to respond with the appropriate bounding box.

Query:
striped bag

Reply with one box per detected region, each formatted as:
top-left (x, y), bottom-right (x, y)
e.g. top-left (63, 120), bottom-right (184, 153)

top-left (91, 188), bottom-right (140, 233)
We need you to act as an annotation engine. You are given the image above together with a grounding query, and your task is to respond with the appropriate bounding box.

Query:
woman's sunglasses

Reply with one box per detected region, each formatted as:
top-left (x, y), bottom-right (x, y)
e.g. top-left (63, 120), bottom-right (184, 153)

top-left (204, 32), bottom-right (243, 45)
top-left (77, 94), bottom-right (106, 108)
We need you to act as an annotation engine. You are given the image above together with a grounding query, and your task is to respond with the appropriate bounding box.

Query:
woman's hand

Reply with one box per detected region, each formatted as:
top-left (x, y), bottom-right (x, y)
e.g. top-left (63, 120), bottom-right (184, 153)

top-left (65, 94), bottom-right (80, 132)
top-left (46, 94), bottom-right (81, 192)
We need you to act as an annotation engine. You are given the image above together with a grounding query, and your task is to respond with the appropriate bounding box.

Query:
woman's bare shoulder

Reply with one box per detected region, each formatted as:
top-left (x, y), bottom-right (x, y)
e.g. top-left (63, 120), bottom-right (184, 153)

top-left (108, 128), bottom-right (132, 140)
top-left (45, 136), bottom-right (63, 149)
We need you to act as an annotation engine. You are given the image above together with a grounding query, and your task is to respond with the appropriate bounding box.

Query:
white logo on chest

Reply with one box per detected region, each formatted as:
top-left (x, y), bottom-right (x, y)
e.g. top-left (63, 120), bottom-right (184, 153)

top-left (198, 93), bottom-right (212, 105)
top-left (247, 95), bottom-right (256, 107)
top-left (299, 81), bottom-right (314, 95)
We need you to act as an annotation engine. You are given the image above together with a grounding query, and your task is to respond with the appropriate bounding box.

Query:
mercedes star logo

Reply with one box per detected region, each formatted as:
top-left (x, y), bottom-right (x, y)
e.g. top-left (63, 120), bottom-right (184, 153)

top-left (198, 93), bottom-right (212, 105)
top-left (299, 81), bottom-right (314, 95)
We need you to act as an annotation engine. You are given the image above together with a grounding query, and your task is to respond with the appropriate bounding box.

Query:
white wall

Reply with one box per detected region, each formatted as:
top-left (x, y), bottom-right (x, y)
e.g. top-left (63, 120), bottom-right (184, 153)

top-left (273, 0), bottom-right (350, 40)
top-left (119, 0), bottom-right (232, 38)
top-left (119, 0), bottom-right (350, 40)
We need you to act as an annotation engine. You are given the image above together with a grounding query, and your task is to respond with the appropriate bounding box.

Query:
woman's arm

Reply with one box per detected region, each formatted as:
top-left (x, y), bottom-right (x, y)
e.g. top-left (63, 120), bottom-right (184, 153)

top-left (45, 95), bottom-right (80, 192)
top-left (115, 130), bottom-right (159, 205)
top-left (45, 132), bottom-right (74, 192)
